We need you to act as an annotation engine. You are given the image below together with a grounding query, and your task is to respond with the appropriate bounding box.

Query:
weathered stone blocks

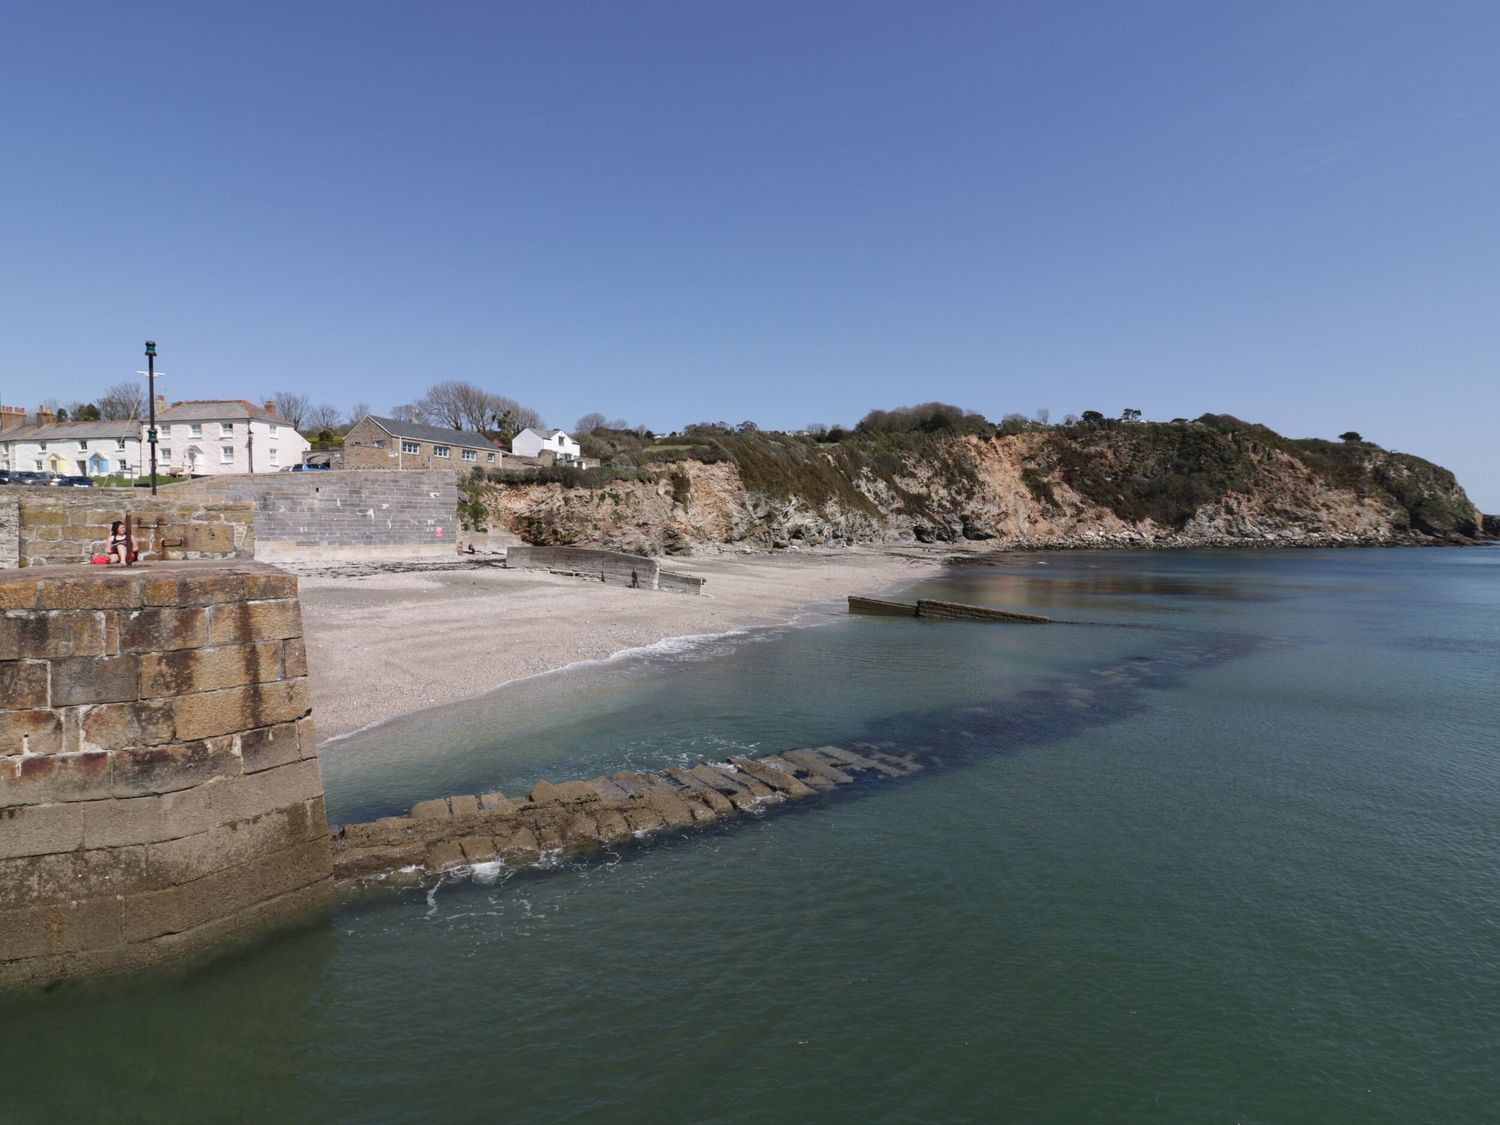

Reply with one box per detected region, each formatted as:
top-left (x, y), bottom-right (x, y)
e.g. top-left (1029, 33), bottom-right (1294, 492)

top-left (328, 745), bottom-right (930, 884)
top-left (0, 561), bottom-right (330, 989)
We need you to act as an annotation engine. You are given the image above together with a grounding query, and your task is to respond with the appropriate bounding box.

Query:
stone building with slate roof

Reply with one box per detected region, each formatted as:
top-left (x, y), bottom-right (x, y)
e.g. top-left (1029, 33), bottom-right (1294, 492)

top-left (341, 415), bottom-right (505, 471)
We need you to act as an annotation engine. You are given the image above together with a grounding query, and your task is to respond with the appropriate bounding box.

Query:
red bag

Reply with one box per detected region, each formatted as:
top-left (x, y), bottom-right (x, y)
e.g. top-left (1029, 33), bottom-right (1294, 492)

top-left (91, 555), bottom-right (109, 565)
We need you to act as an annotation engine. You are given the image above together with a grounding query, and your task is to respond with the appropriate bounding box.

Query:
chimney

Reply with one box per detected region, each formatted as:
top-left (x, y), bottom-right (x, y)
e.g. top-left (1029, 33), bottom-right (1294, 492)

top-left (36, 405), bottom-right (55, 427)
top-left (0, 405), bottom-right (25, 432)
top-left (264, 400), bottom-right (277, 417)
top-left (156, 393), bottom-right (167, 406)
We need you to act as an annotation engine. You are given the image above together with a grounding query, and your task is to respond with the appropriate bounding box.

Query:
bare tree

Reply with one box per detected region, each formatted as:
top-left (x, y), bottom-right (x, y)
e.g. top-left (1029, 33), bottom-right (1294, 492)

top-left (306, 403), bottom-right (343, 433)
top-left (98, 381), bottom-right (146, 420)
top-left (349, 402), bottom-right (371, 425)
top-left (1063, 413), bottom-right (1079, 425)
top-left (388, 402), bottom-right (424, 423)
top-left (272, 392), bottom-right (311, 430)
top-left (575, 412), bottom-right (608, 434)
top-left (418, 380), bottom-right (469, 429)
top-left (1034, 408), bottom-right (1050, 425)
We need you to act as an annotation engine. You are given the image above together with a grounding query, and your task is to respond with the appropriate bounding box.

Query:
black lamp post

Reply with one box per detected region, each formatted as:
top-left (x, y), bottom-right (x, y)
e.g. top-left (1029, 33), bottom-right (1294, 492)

top-left (145, 341), bottom-right (158, 495)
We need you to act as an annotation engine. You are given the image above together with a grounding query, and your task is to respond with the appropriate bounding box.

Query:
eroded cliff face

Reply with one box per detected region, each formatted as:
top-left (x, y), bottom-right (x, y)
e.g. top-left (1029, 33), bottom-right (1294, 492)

top-left (474, 430), bottom-right (1485, 554)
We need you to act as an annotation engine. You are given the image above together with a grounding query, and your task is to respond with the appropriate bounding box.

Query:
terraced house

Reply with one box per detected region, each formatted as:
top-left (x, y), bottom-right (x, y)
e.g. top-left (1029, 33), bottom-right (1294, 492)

top-left (0, 409), bottom-right (143, 477)
top-left (341, 415), bottom-right (504, 470)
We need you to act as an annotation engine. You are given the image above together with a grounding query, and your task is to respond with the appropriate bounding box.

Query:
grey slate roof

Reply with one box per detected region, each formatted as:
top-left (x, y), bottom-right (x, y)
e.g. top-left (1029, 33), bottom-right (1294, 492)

top-left (360, 416), bottom-right (500, 451)
top-left (0, 420), bottom-right (140, 443)
top-left (156, 400), bottom-right (283, 424)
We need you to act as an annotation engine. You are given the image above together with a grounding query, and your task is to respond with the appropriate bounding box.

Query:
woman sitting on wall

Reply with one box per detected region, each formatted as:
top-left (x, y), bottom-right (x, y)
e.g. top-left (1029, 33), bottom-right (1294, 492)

top-left (107, 521), bottom-right (137, 564)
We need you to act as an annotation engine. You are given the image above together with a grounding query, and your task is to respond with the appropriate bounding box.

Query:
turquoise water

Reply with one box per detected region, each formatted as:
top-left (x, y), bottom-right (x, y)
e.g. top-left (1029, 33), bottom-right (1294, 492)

top-left (5, 548), bottom-right (1499, 1123)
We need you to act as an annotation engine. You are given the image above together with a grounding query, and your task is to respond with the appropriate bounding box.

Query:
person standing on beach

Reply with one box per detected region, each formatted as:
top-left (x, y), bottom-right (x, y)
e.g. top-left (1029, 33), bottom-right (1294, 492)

top-left (630, 568), bottom-right (639, 588)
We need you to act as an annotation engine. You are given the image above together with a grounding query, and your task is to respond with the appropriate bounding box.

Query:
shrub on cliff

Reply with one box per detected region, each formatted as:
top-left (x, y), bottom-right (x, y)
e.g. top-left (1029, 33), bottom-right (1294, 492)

top-left (855, 402), bottom-right (991, 437)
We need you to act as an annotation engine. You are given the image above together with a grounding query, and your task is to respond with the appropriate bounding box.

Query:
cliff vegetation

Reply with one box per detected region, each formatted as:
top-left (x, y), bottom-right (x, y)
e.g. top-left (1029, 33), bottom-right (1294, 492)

top-left (458, 408), bottom-right (1487, 555)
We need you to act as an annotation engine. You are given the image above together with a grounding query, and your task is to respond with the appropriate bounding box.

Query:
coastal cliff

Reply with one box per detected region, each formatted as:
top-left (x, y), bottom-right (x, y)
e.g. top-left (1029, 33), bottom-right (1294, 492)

top-left (465, 415), bottom-right (1486, 554)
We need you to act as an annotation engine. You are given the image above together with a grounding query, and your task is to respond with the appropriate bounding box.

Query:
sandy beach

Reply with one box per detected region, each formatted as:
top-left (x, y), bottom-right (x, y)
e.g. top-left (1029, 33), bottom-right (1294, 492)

top-left (294, 547), bottom-right (948, 742)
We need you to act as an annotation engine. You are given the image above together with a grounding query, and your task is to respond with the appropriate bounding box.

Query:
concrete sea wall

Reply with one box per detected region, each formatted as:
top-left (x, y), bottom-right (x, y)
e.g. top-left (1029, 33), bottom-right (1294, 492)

top-left (0, 561), bottom-right (332, 988)
top-left (174, 471), bottom-right (458, 563)
top-left (1, 488), bottom-right (254, 569)
top-left (504, 545), bottom-right (705, 594)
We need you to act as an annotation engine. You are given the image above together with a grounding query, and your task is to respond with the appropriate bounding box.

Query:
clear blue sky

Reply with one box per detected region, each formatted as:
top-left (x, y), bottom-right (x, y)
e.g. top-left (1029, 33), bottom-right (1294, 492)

top-left (4, 1), bottom-right (1497, 508)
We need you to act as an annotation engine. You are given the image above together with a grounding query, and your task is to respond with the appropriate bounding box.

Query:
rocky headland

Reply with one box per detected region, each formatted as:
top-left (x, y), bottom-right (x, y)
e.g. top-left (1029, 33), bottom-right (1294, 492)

top-left (464, 414), bottom-right (1492, 555)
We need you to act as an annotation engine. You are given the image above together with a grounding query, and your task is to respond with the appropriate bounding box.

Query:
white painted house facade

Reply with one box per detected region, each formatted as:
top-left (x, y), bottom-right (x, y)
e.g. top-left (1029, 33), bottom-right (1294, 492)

top-left (0, 418), bottom-right (144, 477)
top-left (152, 400), bottom-right (310, 476)
top-left (510, 427), bottom-right (582, 464)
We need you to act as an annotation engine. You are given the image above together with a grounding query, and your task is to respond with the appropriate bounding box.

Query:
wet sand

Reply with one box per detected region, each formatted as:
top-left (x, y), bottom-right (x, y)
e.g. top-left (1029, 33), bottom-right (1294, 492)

top-left (294, 548), bottom-right (947, 741)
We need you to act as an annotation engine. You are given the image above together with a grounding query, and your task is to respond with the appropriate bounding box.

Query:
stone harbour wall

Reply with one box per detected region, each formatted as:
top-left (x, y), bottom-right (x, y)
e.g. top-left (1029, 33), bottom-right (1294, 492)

top-left (2, 487), bottom-right (254, 569)
top-left (0, 561), bottom-right (332, 989)
top-left (504, 545), bottom-right (704, 594)
top-left (174, 470), bottom-right (458, 563)
top-left (0, 496), bottom-right (18, 570)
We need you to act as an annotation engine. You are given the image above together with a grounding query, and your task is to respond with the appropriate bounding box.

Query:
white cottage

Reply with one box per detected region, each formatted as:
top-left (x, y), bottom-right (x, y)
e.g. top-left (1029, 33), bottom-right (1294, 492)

top-left (0, 415), bottom-right (144, 478)
top-left (510, 427), bottom-right (582, 464)
top-left (151, 399), bottom-right (310, 476)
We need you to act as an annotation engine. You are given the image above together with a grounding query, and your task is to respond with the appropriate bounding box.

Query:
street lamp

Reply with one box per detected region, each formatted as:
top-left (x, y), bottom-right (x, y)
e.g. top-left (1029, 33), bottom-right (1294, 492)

top-left (144, 342), bottom-right (159, 495)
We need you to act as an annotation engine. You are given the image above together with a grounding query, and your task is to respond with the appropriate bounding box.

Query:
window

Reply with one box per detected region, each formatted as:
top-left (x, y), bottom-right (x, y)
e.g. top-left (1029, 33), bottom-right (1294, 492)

top-left (268, 447), bottom-right (279, 465)
top-left (487, 453), bottom-right (495, 463)
top-left (433, 445), bottom-right (450, 458)
top-left (38, 441), bottom-right (46, 451)
top-left (221, 422), bottom-right (234, 436)
top-left (161, 447), bottom-right (172, 462)
top-left (269, 424), bottom-right (278, 436)
top-left (461, 449), bottom-right (476, 461)
top-left (221, 445), bottom-right (234, 464)
top-left (116, 438), bottom-right (126, 450)
top-left (402, 441), bottom-right (420, 454)
top-left (189, 424), bottom-right (202, 438)
top-left (34, 459), bottom-right (43, 470)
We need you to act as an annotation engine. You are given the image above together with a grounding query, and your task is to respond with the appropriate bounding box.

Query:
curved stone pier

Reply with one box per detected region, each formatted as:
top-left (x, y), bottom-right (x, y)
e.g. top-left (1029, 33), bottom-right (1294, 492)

top-left (0, 562), bottom-right (332, 989)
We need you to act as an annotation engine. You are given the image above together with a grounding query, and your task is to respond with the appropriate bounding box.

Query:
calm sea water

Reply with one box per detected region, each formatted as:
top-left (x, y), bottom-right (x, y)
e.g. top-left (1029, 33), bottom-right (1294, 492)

top-left (5, 548), bottom-right (1499, 1124)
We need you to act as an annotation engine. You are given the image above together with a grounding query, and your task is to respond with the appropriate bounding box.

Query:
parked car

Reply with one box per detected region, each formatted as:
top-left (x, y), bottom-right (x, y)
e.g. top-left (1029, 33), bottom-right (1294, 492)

top-left (0, 470), bottom-right (14, 485)
top-left (39, 472), bottom-right (64, 486)
top-left (58, 475), bottom-right (94, 488)
top-left (281, 462), bottom-right (331, 472)
top-left (11, 471), bottom-right (48, 485)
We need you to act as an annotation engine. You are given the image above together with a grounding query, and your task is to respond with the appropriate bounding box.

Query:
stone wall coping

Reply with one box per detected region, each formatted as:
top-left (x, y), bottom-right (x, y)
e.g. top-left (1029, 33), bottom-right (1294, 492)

top-left (1, 559), bottom-right (289, 584)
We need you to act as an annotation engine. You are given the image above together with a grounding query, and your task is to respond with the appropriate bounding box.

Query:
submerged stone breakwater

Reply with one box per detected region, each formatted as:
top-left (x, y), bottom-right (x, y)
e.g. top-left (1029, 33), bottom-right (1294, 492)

top-left (331, 632), bottom-right (1250, 885)
top-left (331, 746), bottom-right (925, 881)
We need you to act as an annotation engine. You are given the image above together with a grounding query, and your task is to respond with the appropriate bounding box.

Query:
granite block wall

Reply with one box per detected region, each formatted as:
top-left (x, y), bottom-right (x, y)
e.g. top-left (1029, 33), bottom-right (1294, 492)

top-left (175, 471), bottom-right (458, 562)
top-left (0, 561), bottom-right (332, 988)
top-left (3, 488), bottom-right (254, 569)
